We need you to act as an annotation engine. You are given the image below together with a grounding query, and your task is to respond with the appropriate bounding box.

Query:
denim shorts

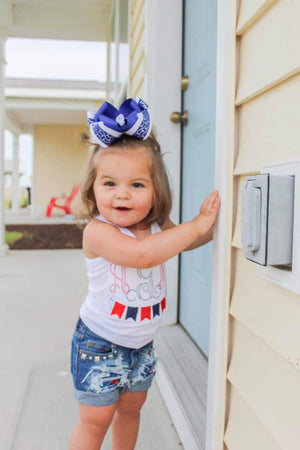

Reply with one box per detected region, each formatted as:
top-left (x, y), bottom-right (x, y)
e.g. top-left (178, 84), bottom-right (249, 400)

top-left (70, 318), bottom-right (158, 406)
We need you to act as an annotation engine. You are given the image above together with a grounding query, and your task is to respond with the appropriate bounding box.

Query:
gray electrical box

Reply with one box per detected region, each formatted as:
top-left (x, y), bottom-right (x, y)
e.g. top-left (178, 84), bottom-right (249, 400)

top-left (242, 174), bottom-right (294, 266)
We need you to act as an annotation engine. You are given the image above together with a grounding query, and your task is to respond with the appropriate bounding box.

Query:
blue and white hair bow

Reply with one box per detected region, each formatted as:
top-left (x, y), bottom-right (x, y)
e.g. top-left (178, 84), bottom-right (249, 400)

top-left (87, 97), bottom-right (151, 148)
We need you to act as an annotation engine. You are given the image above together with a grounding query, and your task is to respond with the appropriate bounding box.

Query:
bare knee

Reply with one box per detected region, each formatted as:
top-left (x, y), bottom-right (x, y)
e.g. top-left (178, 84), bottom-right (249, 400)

top-left (117, 391), bottom-right (148, 416)
top-left (79, 402), bottom-right (117, 430)
top-left (70, 403), bottom-right (117, 450)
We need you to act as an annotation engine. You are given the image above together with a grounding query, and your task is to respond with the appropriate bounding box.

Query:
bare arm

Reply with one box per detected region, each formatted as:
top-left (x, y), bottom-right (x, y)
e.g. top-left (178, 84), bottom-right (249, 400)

top-left (163, 220), bottom-right (214, 250)
top-left (83, 190), bottom-right (221, 268)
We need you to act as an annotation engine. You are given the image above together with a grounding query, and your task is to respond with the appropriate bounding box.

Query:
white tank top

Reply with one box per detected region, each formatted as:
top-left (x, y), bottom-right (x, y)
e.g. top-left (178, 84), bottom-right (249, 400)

top-left (80, 214), bottom-right (167, 348)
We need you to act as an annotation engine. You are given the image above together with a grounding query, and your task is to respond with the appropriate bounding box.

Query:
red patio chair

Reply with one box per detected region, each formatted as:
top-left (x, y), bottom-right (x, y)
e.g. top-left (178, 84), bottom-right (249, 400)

top-left (46, 184), bottom-right (80, 217)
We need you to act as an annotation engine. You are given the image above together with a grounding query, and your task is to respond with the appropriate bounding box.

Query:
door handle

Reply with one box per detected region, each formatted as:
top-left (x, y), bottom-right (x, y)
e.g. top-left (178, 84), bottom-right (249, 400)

top-left (170, 110), bottom-right (188, 126)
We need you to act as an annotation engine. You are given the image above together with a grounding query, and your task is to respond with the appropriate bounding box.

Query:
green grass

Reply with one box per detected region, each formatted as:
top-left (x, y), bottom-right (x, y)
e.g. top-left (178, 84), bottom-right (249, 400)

top-left (24, 232), bottom-right (34, 239)
top-left (5, 231), bottom-right (23, 245)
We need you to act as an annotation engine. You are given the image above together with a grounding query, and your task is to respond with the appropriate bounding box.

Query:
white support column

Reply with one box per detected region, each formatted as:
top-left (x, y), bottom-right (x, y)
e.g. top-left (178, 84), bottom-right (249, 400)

top-left (27, 127), bottom-right (35, 206)
top-left (0, 31), bottom-right (8, 256)
top-left (11, 133), bottom-right (20, 212)
top-left (114, 0), bottom-right (120, 104)
top-left (106, 40), bottom-right (111, 101)
top-left (108, 0), bottom-right (116, 103)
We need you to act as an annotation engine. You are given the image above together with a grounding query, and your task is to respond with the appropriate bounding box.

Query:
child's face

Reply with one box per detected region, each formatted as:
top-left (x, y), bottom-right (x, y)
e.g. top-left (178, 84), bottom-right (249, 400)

top-left (93, 147), bottom-right (154, 229)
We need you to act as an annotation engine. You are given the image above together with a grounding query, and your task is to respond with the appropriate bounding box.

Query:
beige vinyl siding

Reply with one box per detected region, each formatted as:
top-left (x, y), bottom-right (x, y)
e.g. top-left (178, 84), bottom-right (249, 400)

top-left (224, 382), bottom-right (282, 450)
top-left (237, 0), bottom-right (280, 35)
top-left (225, 0), bottom-right (300, 448)
top-left (236, 0), bottom-right (299, 104)
top-left (232, 175), bottom-right (250, 248)
top-left (234, 74), bottom-right (300, 175)
top-left (128, 0), bottom-right (146, 98)
top-left (227, 317), bottom-right (300, 448)
top-left (230, 248), bottom-right (300, 369)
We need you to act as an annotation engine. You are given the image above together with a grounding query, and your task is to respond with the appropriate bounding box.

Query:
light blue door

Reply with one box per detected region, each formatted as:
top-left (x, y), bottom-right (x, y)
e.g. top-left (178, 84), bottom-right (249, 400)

top-left (179, 0), bottom-right (217, 356)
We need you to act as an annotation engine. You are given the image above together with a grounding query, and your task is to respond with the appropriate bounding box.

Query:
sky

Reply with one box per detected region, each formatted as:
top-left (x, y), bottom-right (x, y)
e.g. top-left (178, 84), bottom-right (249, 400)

top-left (5, 38), bottom-right (129, 188)
top-left (6, 38), bottom-right (108, 81)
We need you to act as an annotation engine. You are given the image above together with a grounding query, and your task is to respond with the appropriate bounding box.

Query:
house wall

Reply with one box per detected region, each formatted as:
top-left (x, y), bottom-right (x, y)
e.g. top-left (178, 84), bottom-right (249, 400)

top-left (33, 125), bottom-right (86, 215)
top-left (225, 1), bottom-right (300, 448)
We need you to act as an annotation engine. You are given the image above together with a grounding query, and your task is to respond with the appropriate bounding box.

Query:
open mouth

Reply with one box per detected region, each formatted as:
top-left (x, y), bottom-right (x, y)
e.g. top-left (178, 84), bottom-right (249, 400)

top-left (115, 207), bottom-right (131, 211)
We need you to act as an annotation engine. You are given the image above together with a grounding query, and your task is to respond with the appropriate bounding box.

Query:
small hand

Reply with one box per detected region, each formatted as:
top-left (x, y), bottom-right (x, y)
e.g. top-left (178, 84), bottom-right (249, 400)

top-left (193, 190), bottom-right (221, 235)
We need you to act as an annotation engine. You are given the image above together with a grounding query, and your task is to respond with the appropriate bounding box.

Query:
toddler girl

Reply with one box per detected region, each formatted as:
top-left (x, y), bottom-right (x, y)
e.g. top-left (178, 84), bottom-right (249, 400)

top-left (70, 97), bottom-right (221, 449)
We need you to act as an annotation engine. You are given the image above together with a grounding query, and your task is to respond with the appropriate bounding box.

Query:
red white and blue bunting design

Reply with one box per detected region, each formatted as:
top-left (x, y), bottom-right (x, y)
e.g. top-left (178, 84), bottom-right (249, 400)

top-left (110, 297), bottom-right (166, 321)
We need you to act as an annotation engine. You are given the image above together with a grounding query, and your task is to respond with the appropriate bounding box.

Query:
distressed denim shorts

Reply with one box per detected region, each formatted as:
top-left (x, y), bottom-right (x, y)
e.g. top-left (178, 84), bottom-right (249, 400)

top-left (70, 318), bottom-right (158, 406)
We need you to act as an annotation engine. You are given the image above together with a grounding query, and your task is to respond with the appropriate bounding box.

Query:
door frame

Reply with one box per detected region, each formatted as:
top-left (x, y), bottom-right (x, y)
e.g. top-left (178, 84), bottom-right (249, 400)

top-left (205, 0), bottom-right (236, 448)
top-left (144, 0), bottom-right (236, 448)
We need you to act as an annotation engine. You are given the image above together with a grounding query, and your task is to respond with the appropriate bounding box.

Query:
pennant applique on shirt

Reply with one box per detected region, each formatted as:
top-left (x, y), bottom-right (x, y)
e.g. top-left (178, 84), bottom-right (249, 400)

top-left (125, 306), bottom-right (138, 321)
top-left (141, 306), bottom-right (151, 321)
top-left (110, 299), bottom-right (166, 321)
top-left (152, 303), bottom-right (160, 318)
top-left (111, 301), bottom-right (126, 318)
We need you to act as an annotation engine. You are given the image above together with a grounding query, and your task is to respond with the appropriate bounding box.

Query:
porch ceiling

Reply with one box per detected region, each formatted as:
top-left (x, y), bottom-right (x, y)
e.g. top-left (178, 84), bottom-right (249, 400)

top-left (1, 0), bottom-right (128, 131)
top-left (5, 78), bottom-right (106, 129)
top-left (1, 0), bottom-right (122, 42)
top-left (6, 106), bottom-right (93, 127)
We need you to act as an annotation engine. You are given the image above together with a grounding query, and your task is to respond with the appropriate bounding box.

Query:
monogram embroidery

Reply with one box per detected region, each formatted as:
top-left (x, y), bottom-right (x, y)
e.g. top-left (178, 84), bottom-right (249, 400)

top-left (109, 265), bottom-right (130, 294)
top-left (109, 263), bottom-right (165, 303)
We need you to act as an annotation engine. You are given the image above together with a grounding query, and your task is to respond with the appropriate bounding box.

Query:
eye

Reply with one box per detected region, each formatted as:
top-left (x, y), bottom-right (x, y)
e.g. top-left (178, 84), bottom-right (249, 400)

top-left (104, 181), bottom-right (115, 187)
top-left (132, 182), bottom-right (144, 188)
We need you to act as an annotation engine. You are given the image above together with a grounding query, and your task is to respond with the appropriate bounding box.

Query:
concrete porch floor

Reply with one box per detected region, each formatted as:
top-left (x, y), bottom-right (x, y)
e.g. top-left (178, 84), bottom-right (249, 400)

top-left (5, 207), bottom-right (78, 225)
top-left (0, 249), bottom-right (182, 449)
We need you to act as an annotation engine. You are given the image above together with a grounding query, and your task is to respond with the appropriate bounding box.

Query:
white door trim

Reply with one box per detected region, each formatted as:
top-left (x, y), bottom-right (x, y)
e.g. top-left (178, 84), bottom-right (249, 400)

top-left (205, 0), bottom-right (236, 448)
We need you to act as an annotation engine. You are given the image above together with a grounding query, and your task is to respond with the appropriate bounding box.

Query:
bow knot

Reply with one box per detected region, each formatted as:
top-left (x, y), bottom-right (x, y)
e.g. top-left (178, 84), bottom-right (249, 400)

top-left (116, 114), bottom-right (126, 127)
top-left (87, 97), bottom-right (151, 148)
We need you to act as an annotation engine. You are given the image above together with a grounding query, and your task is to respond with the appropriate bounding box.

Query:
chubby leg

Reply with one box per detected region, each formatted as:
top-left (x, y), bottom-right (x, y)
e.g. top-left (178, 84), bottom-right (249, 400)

top-left (69, 402), bottom-right (117, 450)
top-left (111, 390), bottom-right (148, 450)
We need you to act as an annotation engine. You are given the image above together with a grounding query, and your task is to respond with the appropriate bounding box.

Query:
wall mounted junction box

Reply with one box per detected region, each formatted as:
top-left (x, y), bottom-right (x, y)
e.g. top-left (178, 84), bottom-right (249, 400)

top-left (242, 173), bottom-right (294, 266)
top-left (242, 159), bottom-right (300, 294)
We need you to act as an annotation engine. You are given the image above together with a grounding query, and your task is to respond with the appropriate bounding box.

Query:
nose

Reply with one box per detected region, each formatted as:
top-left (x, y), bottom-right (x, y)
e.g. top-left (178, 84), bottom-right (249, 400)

top-left (116, 186), bottom-right (130, 199)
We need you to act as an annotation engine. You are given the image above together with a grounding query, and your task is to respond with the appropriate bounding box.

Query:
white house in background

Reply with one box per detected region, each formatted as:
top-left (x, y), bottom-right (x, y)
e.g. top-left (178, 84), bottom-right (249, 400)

top-left (1, 1), bottom-right (300, 450)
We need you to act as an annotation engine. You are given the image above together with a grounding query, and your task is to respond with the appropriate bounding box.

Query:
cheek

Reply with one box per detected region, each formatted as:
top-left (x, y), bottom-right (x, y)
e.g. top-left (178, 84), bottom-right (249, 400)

top-left (94, 188), bottom-right (110, 205)
top-left (141, 191), bottom-right (154, 210)
top-left (93, 189), bottom-right (100, 205)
